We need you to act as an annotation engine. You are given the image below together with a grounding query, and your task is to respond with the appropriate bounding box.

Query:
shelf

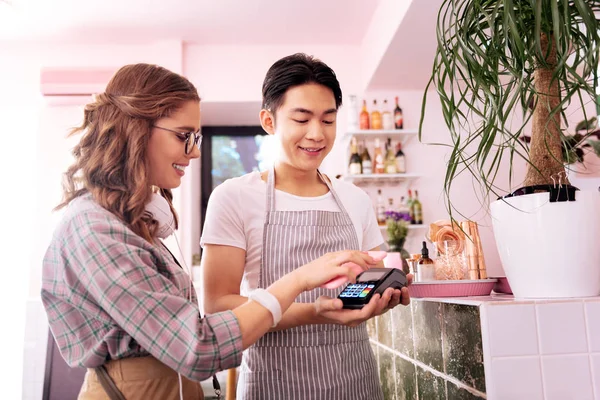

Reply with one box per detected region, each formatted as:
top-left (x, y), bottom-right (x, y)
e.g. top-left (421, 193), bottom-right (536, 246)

top-left (342, 173), bottom-right (421, 185)
top-left (379, 224), bottom-right (427, 231)
top-left (343, 129), bottom-right (418, 144)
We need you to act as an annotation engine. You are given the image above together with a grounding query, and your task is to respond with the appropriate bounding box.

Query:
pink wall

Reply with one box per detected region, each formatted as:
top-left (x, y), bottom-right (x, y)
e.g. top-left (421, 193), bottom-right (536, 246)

top-left (6, 38), bottom-right (599, 399)
top-left (183, 44), bottom-right (364, 102)
top-left (9, 39), bottom-right (599, 296)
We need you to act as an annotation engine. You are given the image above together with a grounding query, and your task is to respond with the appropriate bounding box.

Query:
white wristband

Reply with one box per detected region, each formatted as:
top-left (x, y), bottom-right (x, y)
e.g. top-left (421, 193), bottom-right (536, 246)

top-left (248, 289), bottom-right (282, 328)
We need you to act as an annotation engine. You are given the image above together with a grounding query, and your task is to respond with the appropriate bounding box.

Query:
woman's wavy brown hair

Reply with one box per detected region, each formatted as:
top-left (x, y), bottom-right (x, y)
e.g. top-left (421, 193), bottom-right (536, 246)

top-left (57, 63), bottom-right (200, 242)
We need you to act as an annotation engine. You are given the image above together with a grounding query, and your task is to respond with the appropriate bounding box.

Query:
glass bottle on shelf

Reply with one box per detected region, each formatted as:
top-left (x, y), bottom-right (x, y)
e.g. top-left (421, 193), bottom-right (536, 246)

top-left (373, 138), bottom-right (385, 174)
top-left (376, 189), bottom-right (386, 225)
top-left (359, 99), bottom-right (370, 130)
top-left (413, 190), bottom-right (423, 225)
top-left (395, 142), bottom-right (406, 173)
top-left (348, 137), bottom-right (362, 175)
top-left (398, 196), bottom-right (410, 220)
top-left (407, 189), bottom-right (415, 224)
top-left (360, 140), bottom-right (372, 174)
top-left (384, 138), bottom-right (397, 174)
top-left (371, 100), bottom-right (382, 130)
top-left (382, 99), bottom-right (394, 130)
top-left (387, 197), bottom-right (396, 213)
top-left (394, 96), bottom-right (404, 129)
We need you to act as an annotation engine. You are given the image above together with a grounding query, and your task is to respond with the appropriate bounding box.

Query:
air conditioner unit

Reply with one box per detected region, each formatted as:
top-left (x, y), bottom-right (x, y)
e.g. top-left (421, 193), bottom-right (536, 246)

top-left (40, 67), bottom-right (116, 96)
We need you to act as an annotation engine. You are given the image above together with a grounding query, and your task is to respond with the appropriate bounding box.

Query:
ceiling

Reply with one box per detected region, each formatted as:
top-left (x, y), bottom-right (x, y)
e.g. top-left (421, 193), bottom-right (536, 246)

top-left (0, 0), bottom-right (380, 45)
top-left (367, 0), bottom-right (444, 90)
top-left (0, 0), bottom-right (445, 96)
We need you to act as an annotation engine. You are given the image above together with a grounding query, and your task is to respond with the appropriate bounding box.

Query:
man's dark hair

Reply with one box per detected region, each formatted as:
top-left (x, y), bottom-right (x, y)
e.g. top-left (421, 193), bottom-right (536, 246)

top-left (261, 53), bottom-right (343, 113)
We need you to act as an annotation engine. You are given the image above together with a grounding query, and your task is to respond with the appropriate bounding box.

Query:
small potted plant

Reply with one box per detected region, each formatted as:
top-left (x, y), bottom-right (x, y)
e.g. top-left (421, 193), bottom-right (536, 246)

top-left (384, 210), bottom-right (411, 273)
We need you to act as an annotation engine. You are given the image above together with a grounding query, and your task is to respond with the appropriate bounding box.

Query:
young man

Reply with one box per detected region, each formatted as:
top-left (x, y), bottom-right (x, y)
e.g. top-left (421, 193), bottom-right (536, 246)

top-left (201, 53), bottom-right (411, 399)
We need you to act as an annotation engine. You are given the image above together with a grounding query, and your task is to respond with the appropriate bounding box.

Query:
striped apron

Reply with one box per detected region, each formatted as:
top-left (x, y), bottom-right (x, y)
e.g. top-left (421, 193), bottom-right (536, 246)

top-left (237, 166), bottom-right (383, 400)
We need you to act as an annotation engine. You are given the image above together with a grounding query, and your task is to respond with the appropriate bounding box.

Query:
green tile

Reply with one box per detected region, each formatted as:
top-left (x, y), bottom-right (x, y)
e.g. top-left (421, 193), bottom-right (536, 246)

top-left (447, 380), bottom-right (486, 399)
top-left (394, 355), bottom-right (417, 400)
top-left (377, 310), bottom-right (394, 348)
top-left (366, 315), bottom-right (378, 339)
top-left (371, 341), bottom-right (380, 368)
top-left (416, 366), bottom-right (446, 400)
top-left (392, 302), bottom-right (414, 358)
top-left (443, 304), bottom-right (486, 392)
top-left (379, 349), bottom-right (396, 400)
top-left (412, 300), bottom-right (443, 371)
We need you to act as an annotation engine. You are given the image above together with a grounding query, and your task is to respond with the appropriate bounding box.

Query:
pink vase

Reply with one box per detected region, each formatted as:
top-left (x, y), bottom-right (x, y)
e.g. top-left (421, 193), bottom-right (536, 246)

top-left (383, 252), bottom-right (403, 270)
top-left (383, 251), bottom-right (410, 274)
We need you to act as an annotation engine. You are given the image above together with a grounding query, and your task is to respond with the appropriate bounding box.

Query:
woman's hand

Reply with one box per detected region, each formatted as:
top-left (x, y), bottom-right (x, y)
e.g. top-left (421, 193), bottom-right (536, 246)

top-left (314, 273), bottom-right (414, 327)
top-left (292, 250), bottom-right (378, 292)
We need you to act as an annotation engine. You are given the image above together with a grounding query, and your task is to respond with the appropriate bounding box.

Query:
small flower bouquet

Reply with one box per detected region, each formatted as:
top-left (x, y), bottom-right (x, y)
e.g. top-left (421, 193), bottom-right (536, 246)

top-left (384, 210), bottom-right (410, 255)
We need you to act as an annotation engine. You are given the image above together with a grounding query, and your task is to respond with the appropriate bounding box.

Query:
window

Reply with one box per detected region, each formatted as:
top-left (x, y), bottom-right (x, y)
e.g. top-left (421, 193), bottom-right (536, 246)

top-left (200, 126), bottom-right (277, 229)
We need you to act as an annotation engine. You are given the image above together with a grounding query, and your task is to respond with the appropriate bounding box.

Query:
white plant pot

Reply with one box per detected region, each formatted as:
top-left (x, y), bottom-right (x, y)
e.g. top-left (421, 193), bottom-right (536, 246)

top-left (490, 190), bottom-right (600, 298)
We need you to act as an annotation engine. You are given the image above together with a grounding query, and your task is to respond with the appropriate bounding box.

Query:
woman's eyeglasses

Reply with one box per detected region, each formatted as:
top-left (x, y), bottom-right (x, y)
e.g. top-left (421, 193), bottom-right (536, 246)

top-left (153, 125), bottom-right (202, 155)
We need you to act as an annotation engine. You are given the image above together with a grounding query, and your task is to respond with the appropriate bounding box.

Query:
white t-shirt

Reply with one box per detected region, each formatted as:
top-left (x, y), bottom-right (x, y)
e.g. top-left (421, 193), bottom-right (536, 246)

top-left (200, 172), bottom-right (384, 295)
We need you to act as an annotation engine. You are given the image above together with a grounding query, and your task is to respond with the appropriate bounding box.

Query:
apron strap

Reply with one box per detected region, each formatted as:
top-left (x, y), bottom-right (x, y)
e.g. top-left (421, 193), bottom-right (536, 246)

top-left (266, 164), bottom-right (276, 213)
top-left (94, 366), bottom-right (126, 400)
top-left (316, 170), bottom-right (353, 218)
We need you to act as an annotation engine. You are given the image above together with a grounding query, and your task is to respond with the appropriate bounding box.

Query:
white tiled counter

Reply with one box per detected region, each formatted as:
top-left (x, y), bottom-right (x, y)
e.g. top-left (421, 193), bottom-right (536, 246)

top-left (479, 295), bottom-right (599, 400)
top-left (368, 294), bottom-right (600, 400)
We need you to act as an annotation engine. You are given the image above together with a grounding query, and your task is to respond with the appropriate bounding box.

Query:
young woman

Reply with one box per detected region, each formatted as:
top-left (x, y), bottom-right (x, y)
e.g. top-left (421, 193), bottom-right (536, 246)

top-left (201, 54), bottom-right (412, 399)
top-left (41, 63), bottom-right (378, 400)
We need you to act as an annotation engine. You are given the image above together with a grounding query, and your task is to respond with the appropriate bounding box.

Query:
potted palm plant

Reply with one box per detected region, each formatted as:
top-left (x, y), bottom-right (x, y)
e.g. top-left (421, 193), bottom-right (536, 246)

top-left (420, 0), bottom-right (600, 298)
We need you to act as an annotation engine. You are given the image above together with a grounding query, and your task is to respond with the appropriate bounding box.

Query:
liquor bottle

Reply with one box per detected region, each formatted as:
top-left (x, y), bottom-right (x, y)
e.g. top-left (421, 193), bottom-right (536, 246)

top-left (398, 196), bottom-right (410, 220)
top-left (376, 189), bottom-right (386, 225)
top-left (371, 100), bottom-right (382, 130)
top-left (382, 99), bottom-right (394, 130)
top-left (359, 100), bottom-right (370, 130)
top-left (373, 138), bottom-right (385, 174)
top-left (384, 138), bottom-right (397, 174)
top-left (407, 189), bottom-right (415, 224)
top-left (395, 142), bottom-right (406, 173)
top-left (413, 190), bottom-right (423, 225)
top-left (348, 137), bottom-right (362, 175)
top-left (394, 96), bottom-right (404, 129)
top-left (387, 198), bottom-right (396, 213)
top-left (360, 140), bottom-right (372, 174)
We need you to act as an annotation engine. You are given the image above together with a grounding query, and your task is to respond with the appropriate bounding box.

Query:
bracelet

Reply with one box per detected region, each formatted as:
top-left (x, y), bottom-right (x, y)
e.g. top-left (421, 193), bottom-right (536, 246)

top-left (248, 289), bottom-right (282, 328)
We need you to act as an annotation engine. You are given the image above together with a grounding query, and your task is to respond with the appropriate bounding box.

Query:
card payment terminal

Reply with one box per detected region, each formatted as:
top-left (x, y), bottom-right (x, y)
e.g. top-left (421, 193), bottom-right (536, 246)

top-left (337, 268), bottom-right (407, 309)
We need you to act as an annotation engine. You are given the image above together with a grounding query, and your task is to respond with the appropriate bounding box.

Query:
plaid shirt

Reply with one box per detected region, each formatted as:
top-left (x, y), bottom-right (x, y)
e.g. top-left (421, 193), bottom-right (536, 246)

top-left (41, 194), bottom-right (242, 381)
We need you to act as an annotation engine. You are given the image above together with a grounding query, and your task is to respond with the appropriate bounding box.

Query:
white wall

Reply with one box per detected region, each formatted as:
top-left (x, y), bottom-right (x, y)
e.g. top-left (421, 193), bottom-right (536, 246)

top-left (0, 43), bottom-right (43, 400)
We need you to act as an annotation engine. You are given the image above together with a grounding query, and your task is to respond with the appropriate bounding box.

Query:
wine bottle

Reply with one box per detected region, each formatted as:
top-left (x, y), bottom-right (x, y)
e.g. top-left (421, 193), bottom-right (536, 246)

top-left (394, 96), bottom-right (404, 129)
top-left (373, 138), bottom-right (385, 174)
top-left (407, 189), bottom-right (415, 224)
top-left (382, 99), bottom-right (394, 130)
top-left (384, 138), bottom-right (397, 174)
top-left (360, 140), bottom-right (372, 174)
top-left (395, 142), bottom-right (406, 173)
top-left (359, 100), bottom-right (370, 130)
top-left (371, 100), bottom-right (382, 130)
top-left (348, 137), bottom-right (362, 175)
top-left (413, 190), bottom-right (423, 225)
top-left (376, 189), bottom-right (386, 225)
